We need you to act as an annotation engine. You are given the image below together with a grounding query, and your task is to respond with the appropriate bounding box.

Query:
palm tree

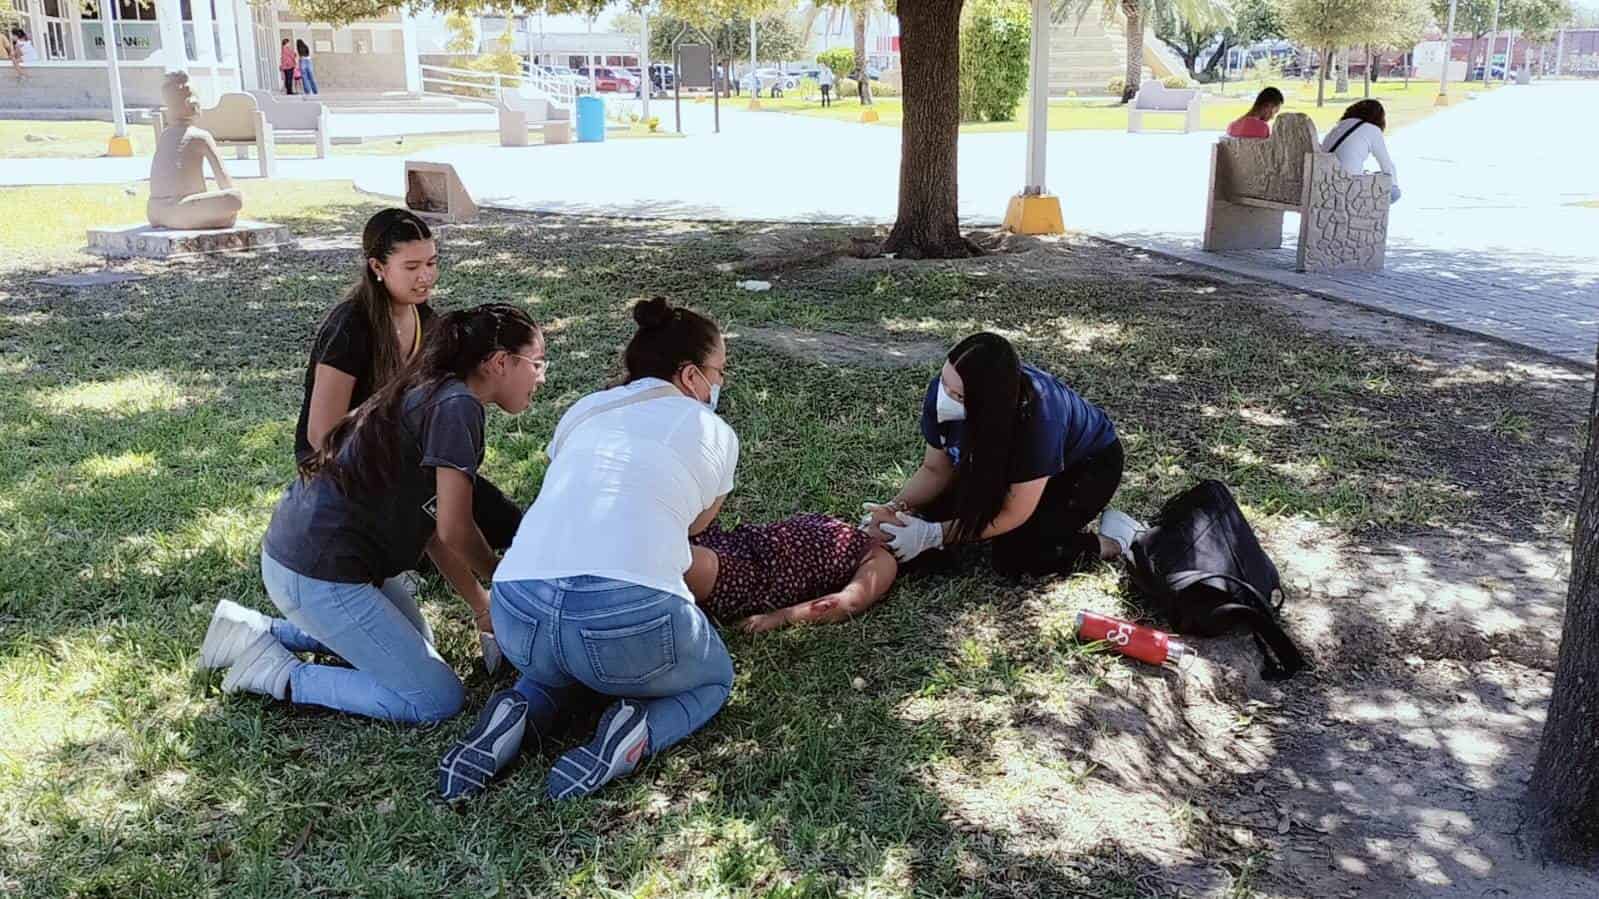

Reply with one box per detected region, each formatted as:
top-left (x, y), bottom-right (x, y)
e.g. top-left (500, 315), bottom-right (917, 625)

top-left (1057, 0), bottom-right (1233, 102)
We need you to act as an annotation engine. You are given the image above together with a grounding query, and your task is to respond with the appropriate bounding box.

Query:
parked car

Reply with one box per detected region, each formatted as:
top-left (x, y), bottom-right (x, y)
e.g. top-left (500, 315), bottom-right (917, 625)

top-left (648, 63), bottom-right (675, 90)
top-left (1471, 63), bottom-right (1510, 81)
top-left (577, 65), bottom-right (639, 93)
top-left (739, 67), bottom-right (788, 94)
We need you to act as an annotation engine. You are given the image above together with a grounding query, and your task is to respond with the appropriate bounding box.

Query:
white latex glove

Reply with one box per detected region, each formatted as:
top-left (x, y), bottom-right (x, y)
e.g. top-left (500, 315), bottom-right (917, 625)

top-left (880, 513), bottom-right (943, 563)
top-left (480, 632), bottom-right (503, 674)
top-left (859, 501), bottom-right (894, 529)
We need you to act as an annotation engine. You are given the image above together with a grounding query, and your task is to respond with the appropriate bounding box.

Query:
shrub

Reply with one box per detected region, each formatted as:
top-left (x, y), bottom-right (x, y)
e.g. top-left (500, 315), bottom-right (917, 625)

top-left (958, 0), bottom-right (1031, 122)
top-left (1108, 75), bottom-right (1126, 97)
top-left (1163, 74), bottom-right (1192, 89)
top-left (835, 77), bottom-right (900, 99)
top-left (817, 47), bottom-right (856, 80)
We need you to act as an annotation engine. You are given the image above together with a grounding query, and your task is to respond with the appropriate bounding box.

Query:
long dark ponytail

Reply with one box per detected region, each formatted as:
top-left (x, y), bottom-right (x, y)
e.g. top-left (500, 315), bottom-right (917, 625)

top-left (303, 303), bottom-right (539, 496)
top-left (319, 208), bottom-right (433, 392)
top-left (947, 332), bottom-right (1036, 542)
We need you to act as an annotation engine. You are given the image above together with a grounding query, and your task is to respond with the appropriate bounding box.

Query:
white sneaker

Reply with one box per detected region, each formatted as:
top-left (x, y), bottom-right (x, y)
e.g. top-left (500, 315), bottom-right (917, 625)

top-left (199, 599), bottom-right (271, 670)
top-left (221, 633), bottom-right (299, 700)
top-left (1097, 508), bottom-right (1146, 561)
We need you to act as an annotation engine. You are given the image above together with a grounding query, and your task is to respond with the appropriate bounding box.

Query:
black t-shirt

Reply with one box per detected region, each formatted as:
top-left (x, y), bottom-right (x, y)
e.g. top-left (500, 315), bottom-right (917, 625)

top-left (919, 364), bottom-right (1117, 483)
top-left (265, 379), bottom-right (485, 584)
top-left (294, 300), bottom-right (434, 464)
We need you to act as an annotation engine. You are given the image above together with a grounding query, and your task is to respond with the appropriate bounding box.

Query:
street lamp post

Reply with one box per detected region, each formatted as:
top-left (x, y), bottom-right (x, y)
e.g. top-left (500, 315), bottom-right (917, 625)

top-left (1002, 0), bottom-right (1063, 234)
top-left (1436, 0), bottom-right (1458, 106)
top-left (100, 0), bottom-right (132, 156)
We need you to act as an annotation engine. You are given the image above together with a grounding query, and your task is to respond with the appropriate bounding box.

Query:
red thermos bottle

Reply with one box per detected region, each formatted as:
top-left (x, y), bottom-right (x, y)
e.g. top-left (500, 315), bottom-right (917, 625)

top-left (1075, 611), bottom-right (1188, 667)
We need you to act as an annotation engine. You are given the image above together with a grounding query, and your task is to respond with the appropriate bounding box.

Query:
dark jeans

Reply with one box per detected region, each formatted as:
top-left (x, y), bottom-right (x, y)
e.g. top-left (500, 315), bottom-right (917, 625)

top-left (923, 438), bottom-right (1125, 578)
top-left (820, 85), bottom-right (831, 107)
top-left (282, 69), bottom-right (295, 94)
top-left (472, 476), bottom-right (522, 551)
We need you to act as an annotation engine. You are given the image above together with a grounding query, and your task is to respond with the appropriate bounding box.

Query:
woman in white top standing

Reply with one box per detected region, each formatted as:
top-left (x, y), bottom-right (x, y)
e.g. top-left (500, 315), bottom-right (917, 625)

top-left (439, 296), bottom-right (739, 802)
top-left (1322, 99), bottom-right (1400, 204)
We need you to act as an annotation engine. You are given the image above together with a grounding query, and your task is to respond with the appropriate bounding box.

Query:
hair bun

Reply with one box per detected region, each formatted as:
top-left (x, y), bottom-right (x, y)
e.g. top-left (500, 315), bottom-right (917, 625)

top-left (632, 296), bottom-right (675, 330)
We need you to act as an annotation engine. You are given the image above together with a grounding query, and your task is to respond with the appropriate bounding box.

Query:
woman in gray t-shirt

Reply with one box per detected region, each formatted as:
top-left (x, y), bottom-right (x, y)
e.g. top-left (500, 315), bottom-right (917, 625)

top-left (198, 304), bottom-right (549, 724)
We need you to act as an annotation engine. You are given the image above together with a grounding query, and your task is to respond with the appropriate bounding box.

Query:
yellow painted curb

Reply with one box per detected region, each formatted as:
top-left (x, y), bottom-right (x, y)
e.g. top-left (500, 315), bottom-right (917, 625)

top-left (1003, 193), bottom-right (1065, 235)
top-left (1434, 93), bottom-right (1453, 107)
top-left (859, 108), bottom-right (880, 123)
top-left (106, 135), bottom-right (134, 157)
top-left (747, 99), bottom-right (763, 111)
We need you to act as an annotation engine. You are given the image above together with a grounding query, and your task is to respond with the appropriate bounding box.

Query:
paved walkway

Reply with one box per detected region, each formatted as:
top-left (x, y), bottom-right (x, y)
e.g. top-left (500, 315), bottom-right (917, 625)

top-left (6, 85), bottom-right (1595, 366)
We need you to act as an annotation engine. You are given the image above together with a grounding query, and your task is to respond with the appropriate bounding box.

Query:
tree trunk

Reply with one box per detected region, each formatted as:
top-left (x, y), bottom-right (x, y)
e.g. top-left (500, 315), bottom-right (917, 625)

top-left (1363, 45), bottom-right (1371, 98)
top-left (1467, 36), bottom-right (1480, 80)
top-left (1317, 47), bottom-right (1328, 106)
top-left (882, 0), bottom-right (977, 260)
top-left (854, 5), bottom-right (873, 105)
top-left (1528, 353), bottom-right (1599, 856)
top-left (1335, 47), bottom-right (1349, 93)
top-left (1122, 1), bottom-right (1143, 103)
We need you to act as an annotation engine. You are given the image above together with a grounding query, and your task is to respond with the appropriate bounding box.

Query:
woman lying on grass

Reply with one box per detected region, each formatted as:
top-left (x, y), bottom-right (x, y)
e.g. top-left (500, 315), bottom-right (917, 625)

top-left (687, 513), bottom-right (898, 633)
top-left (200, 304), bottom-right (548, 723)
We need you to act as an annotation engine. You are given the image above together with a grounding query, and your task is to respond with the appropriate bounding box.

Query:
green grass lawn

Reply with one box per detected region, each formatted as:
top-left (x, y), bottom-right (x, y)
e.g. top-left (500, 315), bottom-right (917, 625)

top-left (0, 192), bottom-right (1579, 896)
top-left (757, 78), bottom-right (1492, 133)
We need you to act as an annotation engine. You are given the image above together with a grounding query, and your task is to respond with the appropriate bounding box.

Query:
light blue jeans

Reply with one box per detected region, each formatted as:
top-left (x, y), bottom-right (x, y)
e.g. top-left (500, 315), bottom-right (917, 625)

top-left (261, 551), bottom-right (464, 723)
top-left (298, 59), bottom-right (319, 95)
top-left (492, 576), bottom-right (734, 757)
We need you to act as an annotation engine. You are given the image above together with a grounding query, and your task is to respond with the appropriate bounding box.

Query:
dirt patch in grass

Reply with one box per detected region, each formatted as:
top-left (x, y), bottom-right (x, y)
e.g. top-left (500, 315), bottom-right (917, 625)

top-left (736, 325), bottom-right (947, 369)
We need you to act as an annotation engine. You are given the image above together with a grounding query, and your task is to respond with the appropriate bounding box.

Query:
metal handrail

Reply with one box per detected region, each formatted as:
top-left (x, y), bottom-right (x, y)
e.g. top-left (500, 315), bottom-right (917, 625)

top-left (419, 62), bottom-right (577, 110)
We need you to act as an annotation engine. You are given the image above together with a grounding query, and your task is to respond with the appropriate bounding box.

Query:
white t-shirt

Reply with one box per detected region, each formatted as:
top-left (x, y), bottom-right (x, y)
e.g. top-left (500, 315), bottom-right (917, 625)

top-left (17, 39), bottom-right (39, 63)
top-left (1321, 119), bottom-right (1397, 187)
top-left (496, 377), bottom-right (739, 600)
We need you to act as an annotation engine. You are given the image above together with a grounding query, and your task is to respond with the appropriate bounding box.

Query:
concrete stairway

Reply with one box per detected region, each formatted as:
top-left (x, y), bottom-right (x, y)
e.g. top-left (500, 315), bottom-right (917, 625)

top-left (1048, 4), bottom-right (1127, 97)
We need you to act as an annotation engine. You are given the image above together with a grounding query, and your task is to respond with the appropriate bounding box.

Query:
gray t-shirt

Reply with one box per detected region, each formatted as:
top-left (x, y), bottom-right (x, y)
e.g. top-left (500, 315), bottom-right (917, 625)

top-left (264, 379), bottom-right (485, 584)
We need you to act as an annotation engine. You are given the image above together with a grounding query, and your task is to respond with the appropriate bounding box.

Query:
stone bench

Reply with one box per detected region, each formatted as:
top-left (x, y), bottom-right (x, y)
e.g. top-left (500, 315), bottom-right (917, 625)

top-left (1202, 112), bottom-right (1392, 273)
top-left (496, 92), bottom-right (573, 147)
top-left (152, 92), bottom-right (275, 178)
top-left (246, 90), bottom-right (331, 158)
top-left (1127, 79), bottom-right (1201, 134)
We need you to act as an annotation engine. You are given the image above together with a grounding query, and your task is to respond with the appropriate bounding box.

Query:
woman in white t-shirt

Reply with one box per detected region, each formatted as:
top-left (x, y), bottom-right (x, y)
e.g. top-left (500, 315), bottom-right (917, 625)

top-left (1321, 99), bottom-right (1400, 204)
top-left (439, 296), bottom-right (738, 802)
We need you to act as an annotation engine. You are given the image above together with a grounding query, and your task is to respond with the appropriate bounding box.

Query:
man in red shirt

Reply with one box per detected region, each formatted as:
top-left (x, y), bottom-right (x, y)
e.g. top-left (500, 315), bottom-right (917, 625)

top-left (1226, 87), bottom-right (1283, 138)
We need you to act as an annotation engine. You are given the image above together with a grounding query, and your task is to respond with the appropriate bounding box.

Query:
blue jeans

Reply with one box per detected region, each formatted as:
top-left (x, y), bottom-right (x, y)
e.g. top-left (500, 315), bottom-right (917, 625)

top-left (298, 59), bottom-right (319, 95)
top-left (261, 551), bottom-right (463, 723)
top-left (491, 576), bottom-right (733, 757)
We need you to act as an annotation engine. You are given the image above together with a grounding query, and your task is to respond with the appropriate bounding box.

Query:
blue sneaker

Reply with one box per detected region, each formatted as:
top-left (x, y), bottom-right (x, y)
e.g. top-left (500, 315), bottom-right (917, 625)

top-left (546, 699), bottom-right (649, 801)
top-left (438, 689), bottom-right (529, 802)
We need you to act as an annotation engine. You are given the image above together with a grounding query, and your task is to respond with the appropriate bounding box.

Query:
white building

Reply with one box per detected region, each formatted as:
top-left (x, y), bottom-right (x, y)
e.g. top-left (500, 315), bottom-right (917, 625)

top-left (1, 0), bottom-right (422, 114)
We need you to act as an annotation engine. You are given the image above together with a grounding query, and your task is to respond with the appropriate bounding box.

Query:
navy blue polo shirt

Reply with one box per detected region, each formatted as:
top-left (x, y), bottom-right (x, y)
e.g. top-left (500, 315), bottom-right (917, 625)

top-left (919, 364), bottom-right (1117, 482)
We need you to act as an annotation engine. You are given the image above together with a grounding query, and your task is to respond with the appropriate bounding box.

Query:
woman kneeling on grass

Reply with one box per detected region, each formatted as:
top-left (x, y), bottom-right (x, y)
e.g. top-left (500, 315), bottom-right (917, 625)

top-left (199, 304), bottom-right (547, 723)
top-left (439, 296), bottom-right (738, 802)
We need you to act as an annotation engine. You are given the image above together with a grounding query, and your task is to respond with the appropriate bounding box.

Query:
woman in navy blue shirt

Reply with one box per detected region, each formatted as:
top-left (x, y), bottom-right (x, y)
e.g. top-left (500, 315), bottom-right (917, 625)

top-left (868, 332), bottom-right (1139, 576)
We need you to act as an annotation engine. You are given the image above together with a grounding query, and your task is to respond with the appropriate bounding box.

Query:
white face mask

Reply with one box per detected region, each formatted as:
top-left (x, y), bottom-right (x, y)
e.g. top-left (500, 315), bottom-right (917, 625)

top-left (707, 382), bottom-right (721, 413)
top-left (935, 381), bottom-right (965, 423)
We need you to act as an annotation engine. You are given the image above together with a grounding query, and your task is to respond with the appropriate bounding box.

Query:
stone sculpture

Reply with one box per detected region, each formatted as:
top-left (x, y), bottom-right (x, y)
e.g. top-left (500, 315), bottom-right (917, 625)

top-left (147, 71), bottom-right (244, 230)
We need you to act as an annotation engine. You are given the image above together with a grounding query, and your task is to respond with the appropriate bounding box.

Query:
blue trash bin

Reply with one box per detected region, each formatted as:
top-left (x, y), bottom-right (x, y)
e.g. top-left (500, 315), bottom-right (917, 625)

top-left (576, 96), bottom-right (606, 143)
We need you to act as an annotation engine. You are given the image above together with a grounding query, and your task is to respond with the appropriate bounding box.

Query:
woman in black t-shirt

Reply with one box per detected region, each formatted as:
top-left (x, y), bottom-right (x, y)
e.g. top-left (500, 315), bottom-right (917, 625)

top-left (294, 208), bottom-right (523, 549)
top-left (201, 305), bottom-right (548, 723)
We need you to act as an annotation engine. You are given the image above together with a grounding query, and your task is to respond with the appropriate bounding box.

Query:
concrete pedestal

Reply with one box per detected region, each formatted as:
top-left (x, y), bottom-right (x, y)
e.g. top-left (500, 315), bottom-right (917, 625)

top-left (1003, 193), bottom-right (1065, 235)
top-left (87, 221), bottom-right (295, 259)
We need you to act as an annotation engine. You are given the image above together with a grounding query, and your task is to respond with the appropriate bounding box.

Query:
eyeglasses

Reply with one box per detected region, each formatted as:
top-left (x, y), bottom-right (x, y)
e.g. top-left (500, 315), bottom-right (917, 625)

top-left (509, 353), bottom-right (549, 375)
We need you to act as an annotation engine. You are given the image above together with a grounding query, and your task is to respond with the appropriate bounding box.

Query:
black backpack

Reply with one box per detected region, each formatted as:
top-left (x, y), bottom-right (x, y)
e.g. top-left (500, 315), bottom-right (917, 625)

top-left (1127, 480), bottom-right (1308, 680)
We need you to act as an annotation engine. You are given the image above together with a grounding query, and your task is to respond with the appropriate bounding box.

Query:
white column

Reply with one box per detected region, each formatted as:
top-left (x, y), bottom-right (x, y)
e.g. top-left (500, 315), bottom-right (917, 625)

top-left (157, 0), bottom-right (188, 68)
top-left (1503, 29), bottom-right (1515, 83)
top-left (1022, 0), bottom-right (1049, 193)
top-left (231, 0), bottom-right (259, 88)
top-left (191, 0), bottom-right (215, 63)
top-left (401, 9), bottom-right (422, 93)
top-left (1554, 29), bottom-right (1565, 76)
top-left (100, 0), bottom-right (127, 137)
top-left (1437, 0), bottom-right (1458, 101)
top-left (213, 0), bottom-right (236, 65)
top-left (640, 11), bottom-right (650, 120)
